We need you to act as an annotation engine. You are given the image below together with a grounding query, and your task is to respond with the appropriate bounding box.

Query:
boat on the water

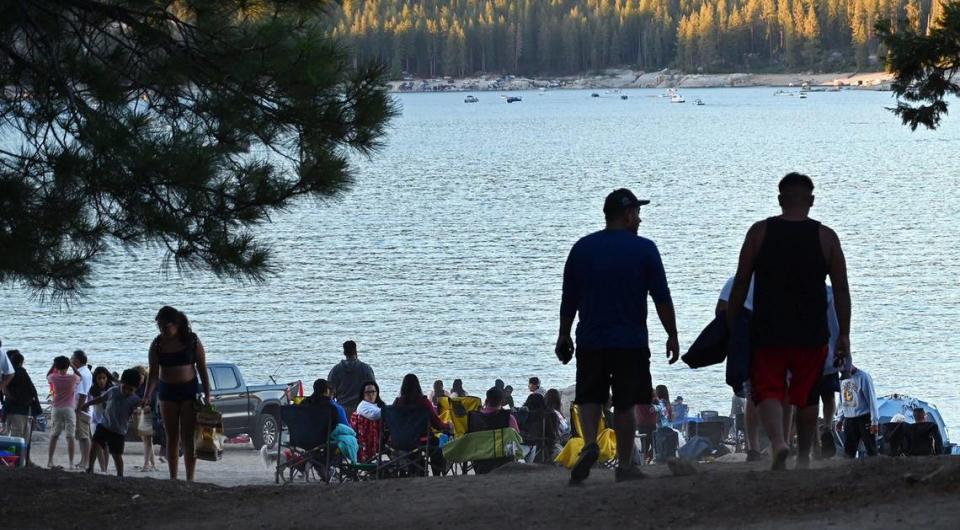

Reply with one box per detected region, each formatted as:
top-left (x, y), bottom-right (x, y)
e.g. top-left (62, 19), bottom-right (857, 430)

top-left (667, 88), bottom-right (685, 103)
top-left (506, 96), bottom-right (522, 103)
top-left (591, 92), bottom-right (600, 98)
top-left (774, 89), bottom-right (795, 96)
top-left (464, 95), bottom-right (479, 103)
top-left (620, 95), bottom-right (628, 100)
top-left (695, 99), bottom-right (705, 106)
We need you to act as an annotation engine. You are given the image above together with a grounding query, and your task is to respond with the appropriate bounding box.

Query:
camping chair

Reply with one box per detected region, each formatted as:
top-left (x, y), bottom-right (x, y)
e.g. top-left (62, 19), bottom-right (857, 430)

top-left (555, 405), bottom-right (617, 469)
top-left (351, 412), bottom-right (384, 464)
top-left (466, 410), bottom-right (516, 473)
top-left (275, 404), bottom-right (336, 484)
top-left (687, 420), bottom-right (724, 452)
top-left (880, 422), bottom-right (907, 456)
top-left (378, 405), bottom-right (434, 478)
top-left (517, 409), bottom-right (560, 464)
top-left (437, 396), bottom-right (482, 438)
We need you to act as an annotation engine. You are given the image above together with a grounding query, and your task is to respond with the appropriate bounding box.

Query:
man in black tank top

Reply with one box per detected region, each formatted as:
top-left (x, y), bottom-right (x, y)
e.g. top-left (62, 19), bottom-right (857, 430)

top-left (727, 173), bottom-right (851, 471)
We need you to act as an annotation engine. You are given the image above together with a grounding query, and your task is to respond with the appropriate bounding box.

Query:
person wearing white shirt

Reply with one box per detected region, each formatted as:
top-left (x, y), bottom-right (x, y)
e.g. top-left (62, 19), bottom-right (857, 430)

top-left (836, 366), bottom-right (879, 457)
top-left (71, 350), bottom-right (94, 469)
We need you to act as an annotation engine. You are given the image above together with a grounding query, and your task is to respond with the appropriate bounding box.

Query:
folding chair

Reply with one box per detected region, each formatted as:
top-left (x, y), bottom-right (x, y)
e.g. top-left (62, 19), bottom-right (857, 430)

top-left (903, 423), bottom-right (944, 456)
top-left (700, 410), bottom-right (719, 420)
top-left (688, 420), bottom-right (724, 451)
top-left (437, 396), bottom-right (482, 438)
top-left (275, 404), bottom-right (336, 484)
top-left (466, 410), bottom-right (516, 473)
top-left (378, 405), bottom-right (435, 478)
top-left (517, 409), bottom-right (559, 464)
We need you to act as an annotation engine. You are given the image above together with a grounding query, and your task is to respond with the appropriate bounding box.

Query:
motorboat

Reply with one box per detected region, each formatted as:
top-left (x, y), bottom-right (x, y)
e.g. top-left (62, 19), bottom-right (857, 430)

top-left (620, 95), bottom-right (628, 100)
top-left (506, 96), bottom-right (522, 103)
top-left (695, 99), bottom-right (705, 106)
top-left (464, 95), bottom-right (479, 103)
top-left (799, 93), bottom-right (808, 99)
top-left (591, 92), bottom-right (600, 98)
top-left (774, 90), bottom-right (794, 96)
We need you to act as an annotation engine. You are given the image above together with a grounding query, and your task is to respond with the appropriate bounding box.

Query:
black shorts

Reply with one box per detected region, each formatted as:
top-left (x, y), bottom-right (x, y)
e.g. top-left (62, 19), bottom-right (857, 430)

top-left (93, 425), bottom-right (126, 455)
top-left (806, 373), bottom-right (841, 406)
top-left (574, 347), bottom-right (652, 411)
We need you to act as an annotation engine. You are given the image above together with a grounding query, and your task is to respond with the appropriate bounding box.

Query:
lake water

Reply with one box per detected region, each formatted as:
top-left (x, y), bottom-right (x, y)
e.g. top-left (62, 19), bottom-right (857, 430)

top-left (4, 88), bottom-right (959, 429)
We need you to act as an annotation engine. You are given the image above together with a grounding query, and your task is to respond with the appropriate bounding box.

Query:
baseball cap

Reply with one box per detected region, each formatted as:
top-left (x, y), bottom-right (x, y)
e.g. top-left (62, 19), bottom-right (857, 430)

top-left (603, 188), bottom-right (650, 215)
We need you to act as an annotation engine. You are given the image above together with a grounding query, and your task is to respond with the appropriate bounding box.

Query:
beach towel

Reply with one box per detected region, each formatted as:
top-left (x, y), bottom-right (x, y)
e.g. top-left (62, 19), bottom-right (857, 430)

top-left (441, 428), bottom-right (523, 463)
top-left (330, 423), bottom-right (359, 464)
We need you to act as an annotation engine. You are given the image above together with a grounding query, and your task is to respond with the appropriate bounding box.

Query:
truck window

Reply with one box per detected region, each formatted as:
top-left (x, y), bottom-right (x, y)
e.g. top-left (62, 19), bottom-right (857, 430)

top-left (212, 366), bottom-right (240, 390)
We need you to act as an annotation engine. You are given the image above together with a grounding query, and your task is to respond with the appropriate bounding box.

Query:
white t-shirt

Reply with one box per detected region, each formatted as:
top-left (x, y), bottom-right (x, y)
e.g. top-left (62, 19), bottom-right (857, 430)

top-left (719, 276), bottom-right (841, 374)
top-left (0, 352), bottom-right (14, 378)
top-left (75, 365), bottom-right (93, 417)
top-left (719, 276), bottom-right (755, 312)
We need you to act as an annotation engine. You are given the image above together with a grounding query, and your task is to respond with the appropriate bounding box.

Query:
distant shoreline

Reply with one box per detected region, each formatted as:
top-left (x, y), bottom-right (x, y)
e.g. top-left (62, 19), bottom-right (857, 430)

top-left (388, 69), bottom-right (894, 93)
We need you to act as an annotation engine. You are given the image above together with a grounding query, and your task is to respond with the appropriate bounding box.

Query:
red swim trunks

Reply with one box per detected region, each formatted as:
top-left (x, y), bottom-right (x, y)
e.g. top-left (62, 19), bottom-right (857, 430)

top-left (751, 345), bottom-right (828, 406)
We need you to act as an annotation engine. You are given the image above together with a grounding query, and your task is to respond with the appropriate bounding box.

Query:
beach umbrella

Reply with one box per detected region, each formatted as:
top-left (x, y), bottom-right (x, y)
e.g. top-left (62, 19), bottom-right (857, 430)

top-left (876, 394), bottom-right (950, 445)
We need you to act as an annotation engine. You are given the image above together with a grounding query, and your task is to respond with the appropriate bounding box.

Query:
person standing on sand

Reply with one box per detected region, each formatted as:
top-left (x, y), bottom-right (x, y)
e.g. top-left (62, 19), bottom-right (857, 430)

top-left (71, 350), bottom-right (94, 470)
top-left (327, 340), bottom-right (375, 416)
top-left (556, 188), bottom-right (680, 484)
top-left (727, 173), bottom-right (851, 471)
top-left (836, 365), bottom-right (879, 457)
top-left (142, 306), bottom-right (212, 481)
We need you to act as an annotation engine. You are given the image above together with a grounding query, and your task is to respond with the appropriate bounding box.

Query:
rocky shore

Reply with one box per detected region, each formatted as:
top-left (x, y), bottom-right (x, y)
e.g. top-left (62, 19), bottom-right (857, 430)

top-left (389, 68), bottom-right (894, 93)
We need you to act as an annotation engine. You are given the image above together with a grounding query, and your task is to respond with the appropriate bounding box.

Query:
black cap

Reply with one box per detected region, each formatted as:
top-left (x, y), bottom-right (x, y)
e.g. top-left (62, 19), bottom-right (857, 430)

top-left (603, 188), bottom-right (650, 215)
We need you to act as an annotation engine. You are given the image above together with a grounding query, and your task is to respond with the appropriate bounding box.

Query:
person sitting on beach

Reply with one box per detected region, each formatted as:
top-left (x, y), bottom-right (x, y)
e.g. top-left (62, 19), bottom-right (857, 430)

top-left (503, 385), bottom-right (516, 409)
top-left (0, 341), bottom-right (14, 398)
top-left (478, 387), bottom-right (519, 432)
top-left (450, 379), bottom-right (467, 398)
top-left (327, 340), bottom-right (375, 417)
top-left (46, 356), bottom-right (81, 469)
top-left (352, 381), bottom-right (385, 462)
top-left (528, 377), bottom-right (546, 397)
top-left (303, 378), bottom-right (349, 426)
top-left (905, 408), bottom-right (943, 456)
top-left (544, 388), bottom-right (570, 438)
top-left (356, 381), bottom-right (385, 421)
top-left (82, 369), bottom-right (142, 477)
top-left (393, 374), bottom-right (451, 476)
top-left (428, 379), bottom-right (449, 406)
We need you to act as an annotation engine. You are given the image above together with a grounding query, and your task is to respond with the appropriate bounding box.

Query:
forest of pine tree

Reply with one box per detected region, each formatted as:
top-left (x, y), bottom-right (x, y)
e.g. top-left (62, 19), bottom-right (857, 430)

top-left (328, 0), bottom-right (948, 77)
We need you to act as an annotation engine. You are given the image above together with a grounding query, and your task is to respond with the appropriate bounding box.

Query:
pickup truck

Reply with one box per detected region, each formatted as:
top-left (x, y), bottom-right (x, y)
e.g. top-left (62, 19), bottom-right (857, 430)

top-left (205, 362), bottom-right (295, 449)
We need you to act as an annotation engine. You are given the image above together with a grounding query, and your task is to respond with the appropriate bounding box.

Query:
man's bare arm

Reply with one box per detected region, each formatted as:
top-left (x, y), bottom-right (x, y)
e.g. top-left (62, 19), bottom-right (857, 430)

top-left (823, 225), bottom-right (851, 358)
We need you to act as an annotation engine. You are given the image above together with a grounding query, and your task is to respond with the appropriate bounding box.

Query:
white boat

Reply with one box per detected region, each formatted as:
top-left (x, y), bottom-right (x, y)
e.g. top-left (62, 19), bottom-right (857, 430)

top-left (695, 99), bottom-right (705, 106)
top-left (774, 90), bottom-right (794, 97)
top-left (464, 95), bottom-right (479, 103)
top-left (667, 88), bottom-right (685, 103)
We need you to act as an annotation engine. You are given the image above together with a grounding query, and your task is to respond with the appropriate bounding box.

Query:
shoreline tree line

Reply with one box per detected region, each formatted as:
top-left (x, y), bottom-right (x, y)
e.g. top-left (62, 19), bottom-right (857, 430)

top-left (330, 0), bottom-right (948, 77)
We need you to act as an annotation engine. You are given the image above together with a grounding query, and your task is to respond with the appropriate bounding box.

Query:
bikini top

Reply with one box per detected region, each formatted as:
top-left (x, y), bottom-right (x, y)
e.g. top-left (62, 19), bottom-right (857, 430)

top-left (154, 335), bottom-right (198, 368)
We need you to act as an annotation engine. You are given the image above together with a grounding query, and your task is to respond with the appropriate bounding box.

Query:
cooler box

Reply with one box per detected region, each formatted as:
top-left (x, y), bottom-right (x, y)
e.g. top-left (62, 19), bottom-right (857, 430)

top-left (0, 435), bottom-right (27, 468)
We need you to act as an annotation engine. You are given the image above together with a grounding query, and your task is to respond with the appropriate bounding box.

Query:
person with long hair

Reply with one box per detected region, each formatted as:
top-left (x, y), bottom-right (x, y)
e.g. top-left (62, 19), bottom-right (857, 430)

top-left (393, 374), bottom-right (451, 476)
top-left (428, 379), bottom-right (449, 406)
top-left (450, 379), bottom-right (467, 398)
top-left (656, 385), bottom-right (673, 425)
top-left (544, 388), bottom-right (571, 438)
top-left (89, 366), bottom-right (114, 472)
top-left (142, 306), bottom-right (212, 481)
top-left (352, 380), bottom-right (385, 463)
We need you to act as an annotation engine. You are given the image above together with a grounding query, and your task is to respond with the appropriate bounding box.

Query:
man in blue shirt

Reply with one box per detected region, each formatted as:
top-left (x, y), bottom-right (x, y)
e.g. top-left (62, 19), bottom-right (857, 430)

top-left (556, 188), bottom-right (679, 484)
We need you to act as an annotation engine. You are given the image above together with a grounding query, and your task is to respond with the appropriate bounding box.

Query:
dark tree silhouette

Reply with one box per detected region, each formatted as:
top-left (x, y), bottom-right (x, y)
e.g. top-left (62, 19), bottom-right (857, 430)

top-left (0, 1), bottom-right (396, 298)
top-left (878, 2), bottom-right (960, 130)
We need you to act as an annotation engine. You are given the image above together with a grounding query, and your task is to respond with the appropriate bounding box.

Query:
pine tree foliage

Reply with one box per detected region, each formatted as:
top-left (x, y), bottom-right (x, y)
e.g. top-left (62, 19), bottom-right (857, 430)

top-left (0, 1), bottom-right (396, 298)
top-left (329, 0), bottom-right (944, 76)
top-left (879, 1), bottom-right (960, 130)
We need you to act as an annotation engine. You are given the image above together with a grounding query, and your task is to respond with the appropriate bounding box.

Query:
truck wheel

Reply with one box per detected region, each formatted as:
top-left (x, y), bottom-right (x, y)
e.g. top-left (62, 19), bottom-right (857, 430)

top-left (253, 413), bottom-right (279, 450)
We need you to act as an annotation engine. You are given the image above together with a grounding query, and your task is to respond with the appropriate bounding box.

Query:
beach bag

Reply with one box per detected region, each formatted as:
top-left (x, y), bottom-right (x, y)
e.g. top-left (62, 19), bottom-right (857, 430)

top-left (194, 404), bottom-right (224, 462)
top-left (138, 407), bottom-right (154, 436)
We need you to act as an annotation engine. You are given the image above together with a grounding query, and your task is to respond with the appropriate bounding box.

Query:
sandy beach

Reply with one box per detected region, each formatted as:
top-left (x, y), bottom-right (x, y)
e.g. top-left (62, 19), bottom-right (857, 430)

top-left (390, 69), bottom-right (894, 93)
top-left (3, 444), bottom-right (957, 529)
top-left (7, 429), bottom-right (959, 529)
